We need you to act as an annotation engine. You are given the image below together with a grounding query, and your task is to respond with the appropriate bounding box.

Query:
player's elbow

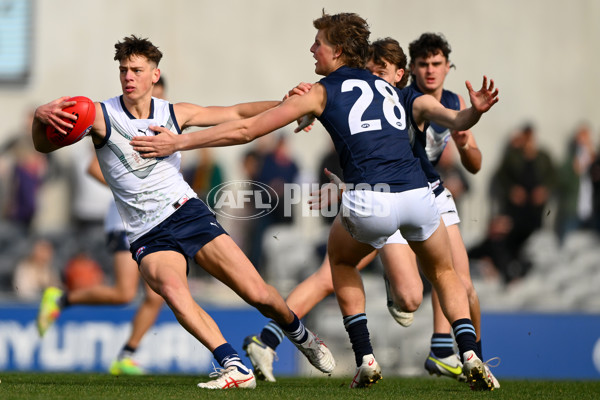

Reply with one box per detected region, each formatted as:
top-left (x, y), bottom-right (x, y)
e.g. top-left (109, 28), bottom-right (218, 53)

top-left (236, 126), bottom-right (261, 144)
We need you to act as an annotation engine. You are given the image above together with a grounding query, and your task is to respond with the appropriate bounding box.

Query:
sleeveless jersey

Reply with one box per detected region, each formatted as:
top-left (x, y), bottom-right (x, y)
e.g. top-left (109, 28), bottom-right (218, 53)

top-left (404, 84), bottom-right (445, 197)
top-left (95, 95), bottom-right (197, 242)
top-left (409, 80), bottom-right (460, 165)
top-left (317, 66), bottom-right (427, 193)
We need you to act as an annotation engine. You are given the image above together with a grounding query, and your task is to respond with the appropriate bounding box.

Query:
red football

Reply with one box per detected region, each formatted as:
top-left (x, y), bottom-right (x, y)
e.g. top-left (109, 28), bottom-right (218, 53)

top-left (45, 96), bottom-right (96, 147)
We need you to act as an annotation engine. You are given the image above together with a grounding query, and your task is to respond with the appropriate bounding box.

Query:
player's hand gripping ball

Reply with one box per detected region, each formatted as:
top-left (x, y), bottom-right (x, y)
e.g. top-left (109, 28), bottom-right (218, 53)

top-left (46, 96), bottom-right (96, 146)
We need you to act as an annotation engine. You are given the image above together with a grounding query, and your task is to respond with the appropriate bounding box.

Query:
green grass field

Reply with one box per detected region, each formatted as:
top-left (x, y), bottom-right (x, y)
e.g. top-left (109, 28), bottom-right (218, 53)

top-left (0, 373), bottom-right (599, 400)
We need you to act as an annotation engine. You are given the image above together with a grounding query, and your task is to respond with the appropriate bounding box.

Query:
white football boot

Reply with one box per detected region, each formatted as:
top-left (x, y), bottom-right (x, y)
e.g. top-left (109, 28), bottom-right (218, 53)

top-left (290, 329), bottom-right (336, 374)
top-left (462, 350), bottom-right (493, 391)
top-left (242, 335), bottom-right (277, 382)
top-left (197, 366), bottom-right (256, 389)
top-left (350, 354), bottom-right (382, 388)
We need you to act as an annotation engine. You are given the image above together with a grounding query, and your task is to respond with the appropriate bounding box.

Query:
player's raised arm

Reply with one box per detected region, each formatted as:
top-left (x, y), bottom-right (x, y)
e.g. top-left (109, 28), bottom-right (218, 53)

top-left (413, 76), bottom-right (498, 132)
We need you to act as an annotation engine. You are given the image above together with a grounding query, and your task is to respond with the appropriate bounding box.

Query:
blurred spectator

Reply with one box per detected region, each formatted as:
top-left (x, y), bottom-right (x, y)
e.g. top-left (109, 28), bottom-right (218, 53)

top-left (317, 140), bottom-right (343, 225)
top-left (68, 140), bottom-right (113, 269)
top-left (242, 148), bottom-right (263, 182)
top-left (248, 134), bottom-right (299, 270)
top-left (183, 148), bottom-right (224, 209)
top-left (555, 122), bottom-right (596, 243)
top-left (257, 134), bottom-right (299, 223)
top-left (589, 141), bottom-right (600, 233)
top-left (13, 239), bottom-right (60, 300)
top-left (311, 140), bottom-right (344, 260)
top-left (469, 123), bottom-right (556, 284)
top-left (0, 109), bottom-right (51, 234)
top-left (229, 147), bottom-right (266, 258)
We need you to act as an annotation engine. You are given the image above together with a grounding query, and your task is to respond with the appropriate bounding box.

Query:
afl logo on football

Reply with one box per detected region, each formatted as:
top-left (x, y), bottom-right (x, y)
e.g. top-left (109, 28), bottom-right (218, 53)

top-left (207, 180), bottom-right (278, 220)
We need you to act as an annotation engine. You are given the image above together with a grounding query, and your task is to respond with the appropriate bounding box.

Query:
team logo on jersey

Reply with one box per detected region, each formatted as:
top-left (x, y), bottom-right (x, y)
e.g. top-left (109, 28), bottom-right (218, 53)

top-left (206, 180), bottom-right (278, 220)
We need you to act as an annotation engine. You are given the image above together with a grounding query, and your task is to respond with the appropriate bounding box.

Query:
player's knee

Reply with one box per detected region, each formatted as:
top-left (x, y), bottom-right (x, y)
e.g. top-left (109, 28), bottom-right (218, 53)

top-left (314, 277), bottom-right (334, 295)
top-left (154, 280), bottom-right (186, 310)
top-left (396, 292), bottom-right (422, 312)
top-left (245, 288), bottom-right (272, 309)
top-left (403, 296), bottom-right (422, 313)
top-left (465, 283), bottom-right (478, 301)
top-left (119, 289), bottom-right (137, 303)
top-left (244, 283), bottom-right (277, 310)
top-left (144, 291), bottom-right (164, 307)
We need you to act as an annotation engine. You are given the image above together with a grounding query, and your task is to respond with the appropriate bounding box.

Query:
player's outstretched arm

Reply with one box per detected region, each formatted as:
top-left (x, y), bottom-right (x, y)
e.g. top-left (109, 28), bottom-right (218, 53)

top-left (131, 84), bottom-right (325, 158)
top-left (286, 82), bottom-right (316, 133)
top-left (414, 75), bottom-right (499, 133)
top-left (32, 97), bottom-right (77, 153)
top-left (177, 100), bottom-right (281, 130)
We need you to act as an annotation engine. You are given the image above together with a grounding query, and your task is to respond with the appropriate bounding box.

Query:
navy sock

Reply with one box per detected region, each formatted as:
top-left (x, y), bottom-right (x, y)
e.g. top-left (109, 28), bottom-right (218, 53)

top-left (476, 340), bottom-right (483, 360)
top-left (260, 320), bottom-right (284, 350)
top-left (452, 319), bottom-right (477, 361)
top-left (430, 333), bottom-right (455, 358)
top-left (213, 343), bottom-right (250, 374)
top-left (278, 313), bottom-right (308, 344)
top-left (343, 313), bottom-right (373, 367)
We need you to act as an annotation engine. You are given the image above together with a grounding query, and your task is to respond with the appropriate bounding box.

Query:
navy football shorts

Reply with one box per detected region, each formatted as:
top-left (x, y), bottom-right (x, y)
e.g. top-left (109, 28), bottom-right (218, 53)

top-left (129, 198), bottom-right (228, 266)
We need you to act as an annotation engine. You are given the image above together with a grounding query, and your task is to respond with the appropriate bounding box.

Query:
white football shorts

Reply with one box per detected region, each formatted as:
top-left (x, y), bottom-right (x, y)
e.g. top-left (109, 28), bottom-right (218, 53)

top-left (385, 187), bottom-right (460, 245)
top-left (340, 186), bottom-right (440, 249)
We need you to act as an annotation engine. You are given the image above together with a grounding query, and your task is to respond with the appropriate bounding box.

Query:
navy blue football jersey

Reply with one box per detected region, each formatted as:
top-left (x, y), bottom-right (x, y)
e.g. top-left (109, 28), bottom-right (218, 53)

top-left (409, 80), bottom-right (461, 167)
top-left (317, 66), bottom-right (427, 193)
top-left (403, 85), bottom-right (445, 196)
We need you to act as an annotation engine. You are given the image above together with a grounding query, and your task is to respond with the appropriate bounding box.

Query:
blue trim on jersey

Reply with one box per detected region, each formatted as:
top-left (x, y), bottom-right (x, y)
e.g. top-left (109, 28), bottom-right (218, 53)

top-left (95, 102), bottom-right (111, 149)
top-left (317, 66), bottom-right (427, 193)
top-left (119, 95), bottom-right (155, 120)
top-left (169, 103), bottom-right (182, 134)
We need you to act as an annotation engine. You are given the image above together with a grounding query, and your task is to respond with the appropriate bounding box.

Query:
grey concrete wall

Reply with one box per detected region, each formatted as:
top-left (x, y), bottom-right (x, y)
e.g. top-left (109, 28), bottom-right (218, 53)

top-left (1, 0), bottom-right (598, 242)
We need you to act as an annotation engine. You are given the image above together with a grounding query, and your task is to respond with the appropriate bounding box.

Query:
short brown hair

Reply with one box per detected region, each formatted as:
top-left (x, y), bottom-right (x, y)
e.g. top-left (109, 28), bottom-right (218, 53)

top-left (313, 11), bottom-right (370, 69)
top-left (369, 38), bottom-right (409, 89)
top-left (114, 35), bottom-right (163, 66)
top-left (408, 32), bottom-right (451, 64)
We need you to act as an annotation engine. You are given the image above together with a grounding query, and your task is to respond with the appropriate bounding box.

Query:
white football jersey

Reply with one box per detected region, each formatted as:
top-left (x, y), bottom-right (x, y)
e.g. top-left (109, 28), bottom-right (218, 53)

top-left (96, 96), bottom-right (197, 242)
